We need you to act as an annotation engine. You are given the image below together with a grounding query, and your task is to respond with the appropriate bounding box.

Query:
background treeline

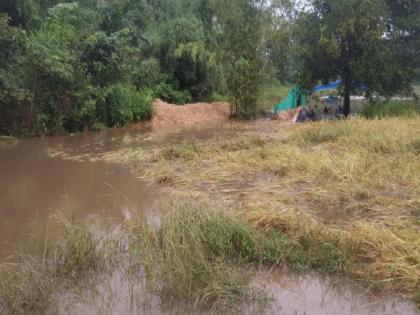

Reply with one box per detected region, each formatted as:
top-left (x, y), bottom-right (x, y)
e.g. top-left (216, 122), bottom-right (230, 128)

top-left (0, 0), bottom-right (419, 136)
top-left (0, 0), bottom-right (294, 135)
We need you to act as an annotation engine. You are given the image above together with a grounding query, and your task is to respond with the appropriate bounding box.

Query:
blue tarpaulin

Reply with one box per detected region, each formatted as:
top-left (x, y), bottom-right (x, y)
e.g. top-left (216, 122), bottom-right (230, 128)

top-left (312, 80), bottom-right (341, 93)
top-left (312, 80), bottom-right (368, 93)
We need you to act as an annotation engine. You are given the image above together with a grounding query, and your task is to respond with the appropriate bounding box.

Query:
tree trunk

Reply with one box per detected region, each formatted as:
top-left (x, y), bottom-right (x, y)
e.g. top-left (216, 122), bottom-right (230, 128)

top-left (29, 71), bottom-right (38, 130)
top-left (343, 80), bottom-right (351, 117)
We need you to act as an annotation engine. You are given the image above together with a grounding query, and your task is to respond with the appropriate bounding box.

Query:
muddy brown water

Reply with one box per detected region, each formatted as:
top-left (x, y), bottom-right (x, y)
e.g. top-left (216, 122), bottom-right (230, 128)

top-left (0, 123), bottom-right (237, 258)
top-left (56, 269), bottom-right (417, 315)
top-left (0, 123), bottom-right (418, 314)
top-left (0, 130), bottom-right (161, 258)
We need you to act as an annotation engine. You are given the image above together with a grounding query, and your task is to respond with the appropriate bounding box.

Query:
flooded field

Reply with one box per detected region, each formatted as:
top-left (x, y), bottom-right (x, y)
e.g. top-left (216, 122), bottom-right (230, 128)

top-left (0, 118), bottom-right (419, 314)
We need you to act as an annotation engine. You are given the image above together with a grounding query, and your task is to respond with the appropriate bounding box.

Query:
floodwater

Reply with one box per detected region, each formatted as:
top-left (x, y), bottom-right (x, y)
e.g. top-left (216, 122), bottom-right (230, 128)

top-left (252, 272), bottom-right (418, 315)
top-left (55, 269), bottom-right (418, 315)
top-left (0, 122), bottom-right (237, 258)
top-left (0, 123), bottom-right (418, 314)
top-left (0, 129), bottom-right (162, 258)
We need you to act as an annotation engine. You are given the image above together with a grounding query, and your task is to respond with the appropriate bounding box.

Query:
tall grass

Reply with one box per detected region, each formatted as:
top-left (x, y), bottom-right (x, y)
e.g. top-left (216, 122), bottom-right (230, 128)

top-left (361, 100), bottom-right (420, 119)
top-left (127, 201), bottom-right (271, 313)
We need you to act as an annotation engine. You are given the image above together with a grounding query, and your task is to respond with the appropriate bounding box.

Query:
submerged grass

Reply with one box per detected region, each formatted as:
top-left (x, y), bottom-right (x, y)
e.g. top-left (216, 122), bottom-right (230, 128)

top-left (126, 201), bottom-right (271, 313)
top-left (0, 214), bottom-right (120, 315)
top-left (1, 201), bottom-right (418, 314)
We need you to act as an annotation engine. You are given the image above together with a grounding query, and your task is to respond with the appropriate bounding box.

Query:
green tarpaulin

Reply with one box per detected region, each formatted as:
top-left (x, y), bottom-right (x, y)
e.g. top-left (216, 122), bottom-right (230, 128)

top-left (273, 86), bottom-right (308, 114)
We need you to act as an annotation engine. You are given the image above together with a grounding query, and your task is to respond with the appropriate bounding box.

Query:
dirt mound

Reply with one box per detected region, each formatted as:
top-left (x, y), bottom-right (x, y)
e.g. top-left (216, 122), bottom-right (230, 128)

top-left (151, 99), bottom-right (230, 130)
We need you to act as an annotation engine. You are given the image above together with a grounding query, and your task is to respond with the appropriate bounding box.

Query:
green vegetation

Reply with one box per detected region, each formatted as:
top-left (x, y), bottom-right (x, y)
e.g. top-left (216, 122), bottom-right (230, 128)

top-left (0, 0), bottom-right (297, 135)
top-left (361, 101), bottom-right (420, 119)
top-left (1, 0), bottom-right (419, 134)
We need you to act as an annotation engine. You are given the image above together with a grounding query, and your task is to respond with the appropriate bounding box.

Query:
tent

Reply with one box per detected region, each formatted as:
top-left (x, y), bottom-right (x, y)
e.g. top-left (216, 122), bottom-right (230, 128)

top-left (272, 81), bottom-right (368, 114)
top-left (273, 86), bottom-right (308, 114)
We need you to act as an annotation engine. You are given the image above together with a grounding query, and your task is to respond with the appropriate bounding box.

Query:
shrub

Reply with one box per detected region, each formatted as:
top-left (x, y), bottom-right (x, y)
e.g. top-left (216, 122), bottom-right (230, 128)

top-left (153, 82), bottom-right (192, 105)
top-left (106, 84), bottom-right (153, 126)
top-left (106, 84), bottom-right (134, 126)
top-left (131, 88), bottom-right (153, 121)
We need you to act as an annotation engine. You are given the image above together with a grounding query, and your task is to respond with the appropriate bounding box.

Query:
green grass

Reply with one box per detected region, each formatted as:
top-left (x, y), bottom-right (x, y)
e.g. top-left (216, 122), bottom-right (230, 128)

top-left (129, 202), bottom-right (271, 312)
top-left (361, 100), bottom-right (420, 119)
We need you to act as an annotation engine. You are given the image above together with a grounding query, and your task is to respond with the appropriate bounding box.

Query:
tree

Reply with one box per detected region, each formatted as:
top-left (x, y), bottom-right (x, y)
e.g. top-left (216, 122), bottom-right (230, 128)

top-left (0, 14), bottom-right (29, 134)
top-left (263, 0), bottom-right (295, 83)
top-left (295, 0), bottom-right (420, 116)
top-left (213, 0), bottom-right (265, 119)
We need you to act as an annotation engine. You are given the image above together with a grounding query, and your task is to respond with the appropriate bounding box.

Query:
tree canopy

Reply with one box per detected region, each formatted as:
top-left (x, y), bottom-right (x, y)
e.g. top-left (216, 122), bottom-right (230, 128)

top-left (295, 0), bottom-right (420, 116)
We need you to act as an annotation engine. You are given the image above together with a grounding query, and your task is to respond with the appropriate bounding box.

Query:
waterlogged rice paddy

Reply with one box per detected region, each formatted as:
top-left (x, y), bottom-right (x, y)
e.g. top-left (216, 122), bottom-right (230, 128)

top-left (1, 117), bottom-right (419, 314)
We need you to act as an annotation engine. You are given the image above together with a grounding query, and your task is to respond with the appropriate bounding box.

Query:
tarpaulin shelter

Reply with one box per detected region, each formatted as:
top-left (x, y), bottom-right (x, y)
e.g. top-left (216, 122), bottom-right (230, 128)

top-left (312, 80), bottom-right (368, 93)
top-left (272, 80), bottom-right (368, 114)
top-left (273, 86), bottom-right (308, 114)
top-left (312, 80), bottom-right (341, 93)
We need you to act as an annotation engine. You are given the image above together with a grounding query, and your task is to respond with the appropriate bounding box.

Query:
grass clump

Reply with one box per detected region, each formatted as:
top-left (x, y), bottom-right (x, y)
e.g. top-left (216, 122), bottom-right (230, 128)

top-left (128, 201), bottom-right (270, 313)
top-left (0, 136), bottom-right (19, 145)
top-left (155, 139), bottom-right (202, 161)
top-left (151, 159), bottom-right (178, 184)
top-left (0, 214), bottom-right (119, 315)
top-left (219, 135), bottom-right (267, 152)
top-left (52, 214), bottom-right (114, 284)
top-left (297, 122), bottom-right (352, 143)
top-left (0, 257), bottom-right (52, 315)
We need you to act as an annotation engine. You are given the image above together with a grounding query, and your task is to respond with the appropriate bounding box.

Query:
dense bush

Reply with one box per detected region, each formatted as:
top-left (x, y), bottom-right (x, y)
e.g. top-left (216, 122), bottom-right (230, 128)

top-left (106, 84), bottom-right (153, 126)
top-left (153, 82), bottom-right (192, 105)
